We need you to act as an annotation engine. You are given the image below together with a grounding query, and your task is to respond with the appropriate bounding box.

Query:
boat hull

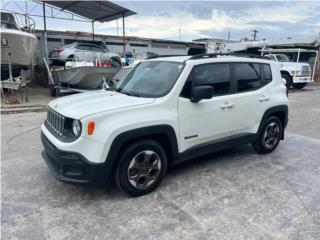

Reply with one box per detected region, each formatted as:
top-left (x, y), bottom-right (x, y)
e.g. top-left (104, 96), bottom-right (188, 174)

top-left (55, 67), bottom-right (122, 89)
top-left (1, 29), bottom-right (37, 79)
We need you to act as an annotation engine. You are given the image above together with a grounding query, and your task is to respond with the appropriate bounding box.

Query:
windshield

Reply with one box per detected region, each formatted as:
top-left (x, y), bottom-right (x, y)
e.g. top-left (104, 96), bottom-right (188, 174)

top-left (276, 54), bottom-right (290, 62)
top-left (1, 22), bottom-right (19, 30)
top-left (115, 61), bottom-right (184, 97)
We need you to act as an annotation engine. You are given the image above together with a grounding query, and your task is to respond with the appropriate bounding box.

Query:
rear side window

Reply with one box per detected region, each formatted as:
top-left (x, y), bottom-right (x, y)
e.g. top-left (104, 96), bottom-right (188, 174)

top-left (181, 63), bottom-right (231, 98)
top-left (235, 63), bottom-right (261, 92)
top-left (90, 45), bottom-right (105, 52)
top-left (262, 64), bottom-right (272, 81)
top-left (75, 44), bottom-right (91, 51)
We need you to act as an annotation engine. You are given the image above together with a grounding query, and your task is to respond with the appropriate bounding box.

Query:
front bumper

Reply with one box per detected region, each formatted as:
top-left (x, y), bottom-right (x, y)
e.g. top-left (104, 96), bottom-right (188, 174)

top-left (41, 132), bottom-right (108, 185)
top-left (293, 76), bottom-right (312, 83)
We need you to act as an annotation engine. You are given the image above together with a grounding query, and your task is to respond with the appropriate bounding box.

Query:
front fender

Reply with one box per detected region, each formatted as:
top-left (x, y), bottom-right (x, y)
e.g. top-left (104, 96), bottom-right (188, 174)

top-left (101, 124), bottom-right (179, 182)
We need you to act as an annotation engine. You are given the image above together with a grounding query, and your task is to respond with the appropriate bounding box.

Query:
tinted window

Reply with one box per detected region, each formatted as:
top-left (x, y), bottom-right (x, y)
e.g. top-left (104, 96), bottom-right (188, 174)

top-left (75, 44), bottom-right (91, 51)
top-left (181, 63), bottom-right (231, 98)
top-left (235, 63), bottom-right (262, 92)
top-left (262, 64), bottom-right (272, 81)
top-left (90, 45), bottom-right (105, 52)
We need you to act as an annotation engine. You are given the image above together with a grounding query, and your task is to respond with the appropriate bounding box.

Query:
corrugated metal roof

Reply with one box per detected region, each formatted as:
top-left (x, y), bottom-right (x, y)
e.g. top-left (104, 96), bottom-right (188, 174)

top-left (41, 1), bottom-right (136, 22)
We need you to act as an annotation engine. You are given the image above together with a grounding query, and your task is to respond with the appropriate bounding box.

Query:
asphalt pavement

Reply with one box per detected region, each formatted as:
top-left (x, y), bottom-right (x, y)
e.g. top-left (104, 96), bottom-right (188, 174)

top-left (1, 83), bottom-right (320, 240)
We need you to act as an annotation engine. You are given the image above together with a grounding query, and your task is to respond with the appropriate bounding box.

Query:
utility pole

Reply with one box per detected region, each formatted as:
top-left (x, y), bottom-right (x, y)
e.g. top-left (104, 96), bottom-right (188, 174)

top-left (251, 29), bottom-right (258, 41)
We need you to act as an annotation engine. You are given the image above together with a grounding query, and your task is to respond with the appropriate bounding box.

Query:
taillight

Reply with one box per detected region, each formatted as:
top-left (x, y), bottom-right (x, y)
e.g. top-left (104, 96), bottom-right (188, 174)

top-left (55, 48), bottom-right (64, 52)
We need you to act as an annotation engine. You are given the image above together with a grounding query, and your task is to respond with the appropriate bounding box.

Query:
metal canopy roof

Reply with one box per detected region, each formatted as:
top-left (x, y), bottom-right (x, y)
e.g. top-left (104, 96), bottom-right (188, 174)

top-left (41, 1), bottom-right (136, 22)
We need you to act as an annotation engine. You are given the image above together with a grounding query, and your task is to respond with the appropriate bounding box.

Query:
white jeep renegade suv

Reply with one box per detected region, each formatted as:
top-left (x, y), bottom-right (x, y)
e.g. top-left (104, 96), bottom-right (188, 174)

top-left (41, 53), bottom-right (289, 196)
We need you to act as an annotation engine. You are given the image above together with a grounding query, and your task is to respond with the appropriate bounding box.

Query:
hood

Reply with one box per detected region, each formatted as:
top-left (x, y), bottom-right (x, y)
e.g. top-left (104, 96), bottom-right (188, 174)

top-left (48, 91), bottom-right (155, 119)
top-left (278, 62), bottom-right (310, 70)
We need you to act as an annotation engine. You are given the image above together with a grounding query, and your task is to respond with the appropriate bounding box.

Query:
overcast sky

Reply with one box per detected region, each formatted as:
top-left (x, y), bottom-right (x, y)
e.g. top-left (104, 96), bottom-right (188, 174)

top-left (2, 1), bottom-right (320, 41)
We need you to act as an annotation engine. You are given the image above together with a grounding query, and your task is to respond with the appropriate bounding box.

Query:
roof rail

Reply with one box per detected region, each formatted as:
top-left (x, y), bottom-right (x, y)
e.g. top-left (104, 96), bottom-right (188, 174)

top-left (188, 53), bottom-right (269, 60)
top-left (146, 54), bottom-right (188, 60)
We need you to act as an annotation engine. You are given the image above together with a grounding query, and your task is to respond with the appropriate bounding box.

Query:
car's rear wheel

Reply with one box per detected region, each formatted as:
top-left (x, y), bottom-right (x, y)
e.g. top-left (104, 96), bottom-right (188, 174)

top-left (292, 83), bottom-right (307, 89)
top-left (252, 116), bottom-right (283, 154)
top-left (67, 55), bottom-right (75, 62)
top-left (111, 57), bottom-right (121, 67)
top-left (115, 139), bottom-right (167, 196)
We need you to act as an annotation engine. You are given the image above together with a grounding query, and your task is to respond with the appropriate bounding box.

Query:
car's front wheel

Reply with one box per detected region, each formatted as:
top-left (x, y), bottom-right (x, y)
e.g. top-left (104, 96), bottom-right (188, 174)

top-left (115, 139), bottom-right (168, 196)
top-left (292, 83), bottom-right (307, 89)
top-left (281, 74), bottom-right (292, 89)
top-left (252, 116), bottom-right (283, 154)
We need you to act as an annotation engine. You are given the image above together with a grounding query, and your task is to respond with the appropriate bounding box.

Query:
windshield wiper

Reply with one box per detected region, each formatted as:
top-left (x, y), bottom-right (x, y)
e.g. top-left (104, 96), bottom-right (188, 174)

top-left (117, 90), bottom-right (140, 97)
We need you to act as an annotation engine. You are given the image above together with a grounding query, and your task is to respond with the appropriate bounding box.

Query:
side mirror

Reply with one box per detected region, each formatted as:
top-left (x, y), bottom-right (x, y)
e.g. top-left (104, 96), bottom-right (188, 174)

top-left (190, 85), bottom-right (213, 103)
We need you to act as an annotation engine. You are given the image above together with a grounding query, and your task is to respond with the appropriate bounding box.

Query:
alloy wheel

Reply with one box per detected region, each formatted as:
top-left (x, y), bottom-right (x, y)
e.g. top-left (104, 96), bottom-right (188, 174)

top-left (263, 122), bottom-right (280, 149)
top-left (127, 150), bottom-right (161, 188)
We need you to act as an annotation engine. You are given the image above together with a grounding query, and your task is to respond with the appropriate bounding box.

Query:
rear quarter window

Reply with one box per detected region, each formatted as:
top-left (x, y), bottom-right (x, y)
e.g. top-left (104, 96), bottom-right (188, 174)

top-left (262, 64), bottom-right (272, 81)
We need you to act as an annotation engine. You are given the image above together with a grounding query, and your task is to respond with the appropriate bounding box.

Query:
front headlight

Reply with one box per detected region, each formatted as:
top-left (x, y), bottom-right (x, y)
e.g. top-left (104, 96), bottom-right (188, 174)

top-left (72, 119), bottom-right (81, 137)
top-left (1, 38), bottom-right (8, 46)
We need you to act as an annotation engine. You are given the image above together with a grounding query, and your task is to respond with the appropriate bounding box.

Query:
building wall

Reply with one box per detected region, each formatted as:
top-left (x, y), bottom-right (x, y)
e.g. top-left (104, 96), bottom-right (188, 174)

top-left (34, 31), bottom-right (190, 64)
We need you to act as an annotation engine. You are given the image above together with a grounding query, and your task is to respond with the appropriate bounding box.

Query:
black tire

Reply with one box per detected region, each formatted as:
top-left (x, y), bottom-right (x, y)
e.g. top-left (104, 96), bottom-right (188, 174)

top-left (49, 84), bottom-right (60, 97)
top-left (281, 74), bottom-right (292, 89)
top-left (114, 139), bottom-right (168, 196)
top-left (252, 116), bottom-right (283, 154)
top-left (111, 57), bottom-right (121, 67)
top-left (67, 55), bottom-right (75, 62)
top-left (292, 83), bottom-right (307, 89)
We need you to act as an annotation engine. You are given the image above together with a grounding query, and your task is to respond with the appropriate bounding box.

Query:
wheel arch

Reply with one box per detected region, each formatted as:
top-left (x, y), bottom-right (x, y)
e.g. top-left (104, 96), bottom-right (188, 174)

top-left (105, 125), bottom-right (179, 178)
top-left (280, 70), bottom-right (291, 76)
top-left (258, 105), bottom-right (288, 140)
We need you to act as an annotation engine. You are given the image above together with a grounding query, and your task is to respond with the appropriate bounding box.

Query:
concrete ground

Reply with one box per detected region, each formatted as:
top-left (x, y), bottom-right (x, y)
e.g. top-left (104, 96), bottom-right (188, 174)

top-left (1, 83), bottom-right (320, 240)
top-left (1, 85), bottom-right (54, 114)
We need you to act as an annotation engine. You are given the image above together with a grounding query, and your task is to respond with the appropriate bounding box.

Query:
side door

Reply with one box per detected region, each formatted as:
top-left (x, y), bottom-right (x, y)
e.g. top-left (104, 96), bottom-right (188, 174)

top-left (231, 62), bottom-right (273, 136)
top-left (74, 44), bottom-right (92, 60)
top-left (178, 63), bottom-right (235, 152)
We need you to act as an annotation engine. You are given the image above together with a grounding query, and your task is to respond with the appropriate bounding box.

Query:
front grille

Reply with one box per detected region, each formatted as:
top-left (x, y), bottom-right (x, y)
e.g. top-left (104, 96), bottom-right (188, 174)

top-left (301, 66), bottom-right (311, 76)
top-left (46, 107), bottom-right (65, 136)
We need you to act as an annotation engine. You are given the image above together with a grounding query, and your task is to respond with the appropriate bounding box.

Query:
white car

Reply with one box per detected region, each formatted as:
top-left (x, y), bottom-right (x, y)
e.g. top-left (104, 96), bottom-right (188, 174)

top-left (41, 53), bottom-right (289, 196)
top-left (49, 42), bottom-right (121, 66)
top-left (264, 54), bottom-right (312, 89)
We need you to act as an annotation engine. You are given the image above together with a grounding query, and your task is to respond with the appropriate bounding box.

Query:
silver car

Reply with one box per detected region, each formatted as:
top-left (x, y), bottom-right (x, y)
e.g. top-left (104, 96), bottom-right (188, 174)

top-left (49, 42), bottom-right (121, 66)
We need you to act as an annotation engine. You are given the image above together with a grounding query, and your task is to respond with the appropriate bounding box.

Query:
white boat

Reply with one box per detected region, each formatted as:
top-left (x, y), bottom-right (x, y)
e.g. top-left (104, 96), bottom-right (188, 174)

top-left (52, 52), bottom-right (125, 90)
top-left (55, 65), bottom-right (122, 89)
top-left (1, 11), bottom-right (38, 80)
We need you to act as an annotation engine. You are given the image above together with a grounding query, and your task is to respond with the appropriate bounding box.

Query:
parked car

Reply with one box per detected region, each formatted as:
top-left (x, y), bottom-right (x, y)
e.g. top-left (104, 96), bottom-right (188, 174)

top-left (49, 42), bottom-right (121, 66)
top-left (41, 54), bottom-right (289, 196)
top-left (264, 53), bottom-right (312, 89)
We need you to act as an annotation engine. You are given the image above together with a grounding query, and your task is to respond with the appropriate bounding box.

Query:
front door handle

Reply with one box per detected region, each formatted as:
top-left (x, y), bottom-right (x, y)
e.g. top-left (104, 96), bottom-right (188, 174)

top-left (259, 96), bottom-right (270, 102)
top-left (220, 102), bottom-right (234, 110)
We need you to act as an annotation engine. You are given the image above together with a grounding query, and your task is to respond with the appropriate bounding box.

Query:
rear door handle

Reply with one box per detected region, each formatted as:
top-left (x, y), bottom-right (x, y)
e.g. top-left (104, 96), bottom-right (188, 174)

top-left (220, 102), bottom-right (234, 110)
top-left (259, 96), bottom-right (269, 102)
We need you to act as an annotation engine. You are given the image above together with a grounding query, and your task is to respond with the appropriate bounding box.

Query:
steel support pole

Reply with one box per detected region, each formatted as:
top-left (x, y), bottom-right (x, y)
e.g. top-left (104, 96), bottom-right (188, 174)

top-left (42, 2), bottom-right (48, 63)
top-left (312, 50), bottom-right (319, 81)
top-left (122, 13), bottom-right (125, 55)
top-left (92, 21), bottom-right (95, 41)
top-left (43, 2), bottom-right (49, 86)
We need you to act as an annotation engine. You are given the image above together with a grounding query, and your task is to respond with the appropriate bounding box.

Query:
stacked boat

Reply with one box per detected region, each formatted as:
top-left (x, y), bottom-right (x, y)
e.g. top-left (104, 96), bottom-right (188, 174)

top-left (1, 11), bottom-right (38, 80)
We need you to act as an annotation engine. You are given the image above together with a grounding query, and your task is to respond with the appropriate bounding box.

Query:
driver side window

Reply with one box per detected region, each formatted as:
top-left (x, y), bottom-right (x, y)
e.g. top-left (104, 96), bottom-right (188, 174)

top-left (180, 63), bottom-right (231, 98)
